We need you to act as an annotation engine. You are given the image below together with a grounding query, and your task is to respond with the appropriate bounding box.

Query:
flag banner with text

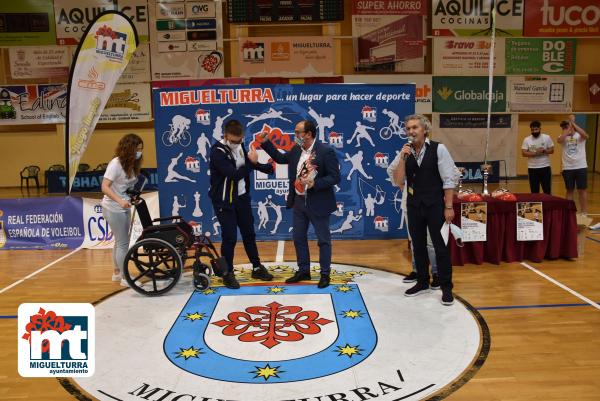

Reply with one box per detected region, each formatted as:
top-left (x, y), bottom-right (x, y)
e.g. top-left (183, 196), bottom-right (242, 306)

top-left (67, 11), bottom-right (138, 193)
top-left (152, 84), bottom-right (416, 240)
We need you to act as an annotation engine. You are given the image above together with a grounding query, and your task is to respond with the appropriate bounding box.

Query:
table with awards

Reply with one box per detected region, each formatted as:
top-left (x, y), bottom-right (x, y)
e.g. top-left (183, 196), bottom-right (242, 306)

top-left (450, 193), bottom-right (578, 266)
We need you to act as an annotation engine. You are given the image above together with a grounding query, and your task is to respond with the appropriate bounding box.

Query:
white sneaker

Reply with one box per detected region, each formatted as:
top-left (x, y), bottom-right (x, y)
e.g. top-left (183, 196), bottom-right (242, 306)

top-left (589, 222), bottom-right (600, 230)
top-left (120, 278), bottom-right (130, 287)
top-left (112, 273), bottom-right (122, 282)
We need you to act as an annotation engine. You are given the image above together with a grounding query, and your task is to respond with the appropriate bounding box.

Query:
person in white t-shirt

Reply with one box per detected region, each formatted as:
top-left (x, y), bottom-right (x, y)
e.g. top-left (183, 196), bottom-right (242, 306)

top-left (557, 116), bottom-right (589, 215)
top-left (521, 120), bottom-right (554, 194)
top-left (101, 133), bottom-right (144, 286)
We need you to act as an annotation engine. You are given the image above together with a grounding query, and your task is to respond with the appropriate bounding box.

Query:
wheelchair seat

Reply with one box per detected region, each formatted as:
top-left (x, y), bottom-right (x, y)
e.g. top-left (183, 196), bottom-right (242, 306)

top-left (141, 220), bottom-right (195, 249)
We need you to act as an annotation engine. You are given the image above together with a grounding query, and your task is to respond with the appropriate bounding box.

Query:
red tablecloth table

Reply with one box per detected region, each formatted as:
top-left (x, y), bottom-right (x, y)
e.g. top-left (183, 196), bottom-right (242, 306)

top-left (450, 193), bottom-right (578, 266)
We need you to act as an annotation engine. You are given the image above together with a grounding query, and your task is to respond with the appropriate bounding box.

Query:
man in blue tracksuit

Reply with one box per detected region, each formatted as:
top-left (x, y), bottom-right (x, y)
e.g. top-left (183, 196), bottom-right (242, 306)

top-left (209, 119), bottom-right (274, 289)
top-left (258, 119), bottom-right (340, 288)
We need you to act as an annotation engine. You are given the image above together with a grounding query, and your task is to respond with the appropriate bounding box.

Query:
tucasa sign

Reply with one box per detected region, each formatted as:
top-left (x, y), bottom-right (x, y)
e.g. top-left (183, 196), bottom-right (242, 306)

top-left (524, 0), bottom-right (600, 37)
top-left (433, 76), bottom-right (507, 112)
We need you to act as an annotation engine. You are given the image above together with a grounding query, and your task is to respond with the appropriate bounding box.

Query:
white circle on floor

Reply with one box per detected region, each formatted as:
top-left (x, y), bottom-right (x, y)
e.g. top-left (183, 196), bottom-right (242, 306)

top-left (73, 262), bottom-right (485, 401)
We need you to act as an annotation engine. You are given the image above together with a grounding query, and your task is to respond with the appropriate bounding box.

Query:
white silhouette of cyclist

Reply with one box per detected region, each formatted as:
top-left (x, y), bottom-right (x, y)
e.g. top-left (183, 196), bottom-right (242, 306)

top-left (171, 115), bottom-right (190, 139)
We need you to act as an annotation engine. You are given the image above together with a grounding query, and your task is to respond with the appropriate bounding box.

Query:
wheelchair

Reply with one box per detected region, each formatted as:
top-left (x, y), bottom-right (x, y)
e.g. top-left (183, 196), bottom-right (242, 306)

top-left (122, 188), bottom-right (227, 296)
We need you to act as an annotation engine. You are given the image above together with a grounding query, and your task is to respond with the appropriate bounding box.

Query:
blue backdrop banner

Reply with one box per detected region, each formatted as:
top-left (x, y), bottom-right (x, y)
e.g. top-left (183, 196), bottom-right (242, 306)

top-left (152, 84), bottom-right (415, 240)
top-left (0, 197), bottom-right (84, 250)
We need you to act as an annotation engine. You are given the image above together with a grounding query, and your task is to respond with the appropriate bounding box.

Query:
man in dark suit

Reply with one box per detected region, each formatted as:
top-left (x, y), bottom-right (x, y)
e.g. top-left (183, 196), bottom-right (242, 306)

top-left (209, 120), bottom-right (274, 289)
top-left (259, 120), bottom-right (340, 288)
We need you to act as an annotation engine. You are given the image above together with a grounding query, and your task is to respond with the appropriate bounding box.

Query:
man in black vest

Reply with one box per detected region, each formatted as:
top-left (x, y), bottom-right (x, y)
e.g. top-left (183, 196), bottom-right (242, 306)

top-left (393, 114), bottom-right (458, 305)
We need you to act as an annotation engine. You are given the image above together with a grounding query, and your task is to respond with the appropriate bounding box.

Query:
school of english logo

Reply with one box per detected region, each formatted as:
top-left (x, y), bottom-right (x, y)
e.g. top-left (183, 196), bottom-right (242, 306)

top-left (70, 263), bottom-right (487, 401)
top-left (18, 303), bottom-right (95, 377)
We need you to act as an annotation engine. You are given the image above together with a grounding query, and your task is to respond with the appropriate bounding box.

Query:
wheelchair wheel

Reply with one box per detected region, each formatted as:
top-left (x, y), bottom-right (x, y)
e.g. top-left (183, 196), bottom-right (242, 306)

top-left (193, 271), bottom-right (211, 291)
top-left (123, 238), bottom-right (182, 296)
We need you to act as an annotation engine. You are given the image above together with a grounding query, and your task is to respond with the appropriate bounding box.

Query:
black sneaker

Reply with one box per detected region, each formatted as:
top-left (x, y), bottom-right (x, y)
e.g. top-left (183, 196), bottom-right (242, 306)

top-left (251, 264), bottom-right (274, 281)
top-left (285, 271), bottom-right (311, 283)
top-left (404, 282), bottom-right (430, 297)
top-left (317, 274), bottom-right (330, 288)
top-left (402, 272), bottom-right (418, 283)
top-left (441, 288), bottom-right (454, 306)
top-left (431, 274), bottom-right (440, 290)
top-left (222, 272), bottom-right (240, 289)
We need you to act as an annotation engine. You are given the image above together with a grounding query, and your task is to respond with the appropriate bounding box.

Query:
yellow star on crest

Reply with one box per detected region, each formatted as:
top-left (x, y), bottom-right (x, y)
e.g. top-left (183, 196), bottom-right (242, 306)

top-left (202, 288), bottom-right (216, 295)
top-left (335, 344), bottom-right (362, 358)
top-left (175, 346), bottom-right (203, 360)
top-left (268, 286), bottom-right (285, 294)
top-left (183, 312), bottom-right (205, 321)
top-left (251, 364), bottom-right (283, 381)
top-left (341, 310), bottom-right (363, 319)
top-left (335, 285), bottom-right (353, 293)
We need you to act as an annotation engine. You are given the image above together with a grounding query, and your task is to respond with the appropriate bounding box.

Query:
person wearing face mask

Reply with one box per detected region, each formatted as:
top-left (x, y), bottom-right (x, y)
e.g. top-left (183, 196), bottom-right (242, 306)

top-left (521, 120), bottom-right (554, 194)
top-left (258, 120), bottom-right (341, 288)
top-left (209, 119), bottom-right (274, 289)
top-left (101, 133), bottom-right (144, 286)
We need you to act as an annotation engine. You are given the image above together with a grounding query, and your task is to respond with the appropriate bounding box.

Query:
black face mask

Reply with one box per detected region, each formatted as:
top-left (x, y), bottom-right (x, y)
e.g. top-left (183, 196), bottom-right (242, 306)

top-left (532, 132), bottom-right (541, 138)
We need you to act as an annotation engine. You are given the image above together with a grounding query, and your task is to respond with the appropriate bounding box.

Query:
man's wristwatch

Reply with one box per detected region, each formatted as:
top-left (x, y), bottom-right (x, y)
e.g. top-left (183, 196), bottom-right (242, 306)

top-left (445, 205), bottom-right (453, 209)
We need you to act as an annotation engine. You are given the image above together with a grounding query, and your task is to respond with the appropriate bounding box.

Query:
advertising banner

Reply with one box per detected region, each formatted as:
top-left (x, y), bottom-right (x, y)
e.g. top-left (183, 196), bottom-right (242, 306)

top-left (149, 0), bottom-right (224, 80)
top-left (455, 161), bottom-right (500, 183)
top-left (432, 0), bottom-right (524, 36)
top-left (98, 83), bottom-right (152, 122)
top-left (505, 38), bottom-right (576, 75)
top-left (67, 11), bottom-right (138, 192)
top-left (0, 197), bottom-right (84, 250)
top-left (46, 168), bottom-right (159, 193)
top-left (517, 202), bottom-right (543, 241)
top-left (433, 76), bottom-right (506, 113)
top-left (118, 43), bottom-right (151, 83)
top-left (523, 0), bottom-right (600, 37)
top-left (117, 0), bottom-right (149, 42)
top-left (589, 74), bottom-right (600, 104)
top-left (0, 84), bottom-right (67, 125)
top-left (54, 0), bottom-right (117, 45)
top-left (433, 113), bottom-right (517, 177)
top-left (9, 46), bottom-right (71, 80)
top-left (0, 0), bottom-right (56, 46)
top-left (460, 202), bottom-right (487, 242)
top-left (344, 74), bottom-right (432, 114)
top-left (239, 36), bottom-right (335, 78)
top-left (433, 37), bottom-right (505, 75)
top-left (507, 76), bottom-right (573, 112)
top-left (152, 84), bottom-right (416, 240)
top-left (352, 0), bottom-right (427, 73)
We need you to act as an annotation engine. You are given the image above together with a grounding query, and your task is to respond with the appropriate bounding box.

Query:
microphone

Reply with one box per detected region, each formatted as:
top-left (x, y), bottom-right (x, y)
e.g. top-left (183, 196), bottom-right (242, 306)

top-left (403, 136), bottom-right (414, 161)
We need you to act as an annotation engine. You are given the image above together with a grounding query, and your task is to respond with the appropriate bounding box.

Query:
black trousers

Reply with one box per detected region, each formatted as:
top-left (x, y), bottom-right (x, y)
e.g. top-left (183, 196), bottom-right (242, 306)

top-left (292, 196), bottom-right (332, 276)
top-left (214, 194), bottom-right (261, 272)
top-left (407, 202), bottom-right (452, 289)
top-left (528, 166), bottom-right (552, 194)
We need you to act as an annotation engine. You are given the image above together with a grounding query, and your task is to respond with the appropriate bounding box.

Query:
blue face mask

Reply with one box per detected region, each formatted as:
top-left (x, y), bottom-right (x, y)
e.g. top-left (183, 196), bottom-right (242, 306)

top-left (135, 151), bottom-right (143, 160)
top-left (295, 136), bottom-right (305, 147)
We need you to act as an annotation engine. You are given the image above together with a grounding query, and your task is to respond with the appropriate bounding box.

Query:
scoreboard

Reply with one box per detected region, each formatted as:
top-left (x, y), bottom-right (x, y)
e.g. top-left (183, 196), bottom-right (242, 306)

top-left (228, 0), bottom-right (344, 23)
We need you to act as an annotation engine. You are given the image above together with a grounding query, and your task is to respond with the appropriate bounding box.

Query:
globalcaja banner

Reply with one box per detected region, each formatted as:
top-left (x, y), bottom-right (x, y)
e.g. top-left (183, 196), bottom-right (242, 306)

top-left (352, 0), bottom-right (427, 73)
top-left (0, 0), bottom-right (56, 46)
top-left (433, 113), bottom-right (517, 177)
top-left (433, 37), bottom-right (505, 75)
top-left (507, 76), bottom-right (573, 112)
top-left (431, 0), bottom-right (523, 36)
top-left (523, 0), bottom-right (600, 37)
top-left (0, 84), bottom-right (67, 125)
top-left (152, 84), bottom-right (416, 240)
top-left (505, 38), bottom-right (576, 75)
top-left (0, 197), bottom-right (84, 250)
top-left (67, 10), bottom-right (138, 193)
top-left (0, 193), bottom-right (159, 251)
top-left (239, 36), bottom-right (335, 78)
top-left (433, 76), bottom-right (507, 113)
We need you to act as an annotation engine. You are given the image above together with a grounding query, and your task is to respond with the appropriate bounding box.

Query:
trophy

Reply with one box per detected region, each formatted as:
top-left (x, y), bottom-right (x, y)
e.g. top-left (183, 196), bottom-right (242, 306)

top-left (294, 152), bottom-right (317, 193)
top-left (457, 167), bottom-right (467, 194)
top-left (480, 163), bottom-right (492, 195)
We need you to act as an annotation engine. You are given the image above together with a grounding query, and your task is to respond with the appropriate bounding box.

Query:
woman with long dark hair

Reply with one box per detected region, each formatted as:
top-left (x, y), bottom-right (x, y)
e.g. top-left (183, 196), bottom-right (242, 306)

top-left (101, 133), bottom-right (143, 285)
